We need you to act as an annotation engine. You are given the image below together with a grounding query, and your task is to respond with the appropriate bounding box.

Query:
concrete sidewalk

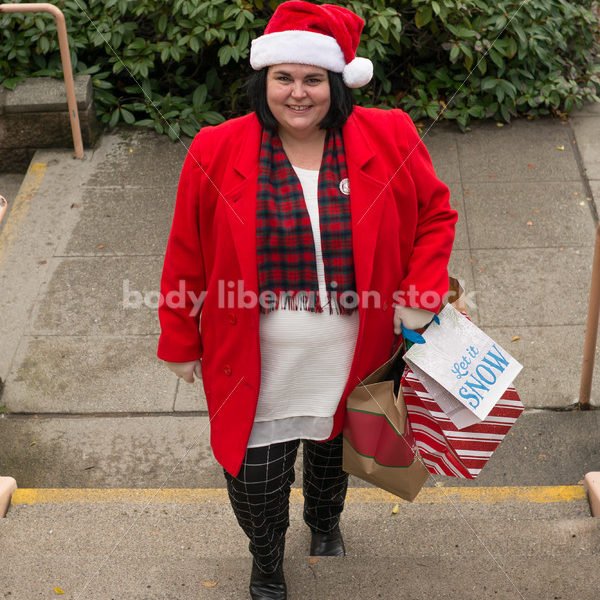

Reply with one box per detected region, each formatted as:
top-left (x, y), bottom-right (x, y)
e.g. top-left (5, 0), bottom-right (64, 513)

top-left (2, 488), bottom-right (599, 599)
top-left (1, 105), bottom-right (600, 599)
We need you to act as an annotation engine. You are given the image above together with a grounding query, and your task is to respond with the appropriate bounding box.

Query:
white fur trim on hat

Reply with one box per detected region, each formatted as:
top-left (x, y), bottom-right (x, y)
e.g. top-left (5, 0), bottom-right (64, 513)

top-left (342, 56), bottom-right (373, 88)
top-left (250, 30), bottom-right (346, 73)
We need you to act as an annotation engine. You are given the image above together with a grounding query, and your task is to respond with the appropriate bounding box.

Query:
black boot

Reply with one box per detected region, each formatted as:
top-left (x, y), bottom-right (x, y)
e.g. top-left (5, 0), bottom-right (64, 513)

top-left (309, 524), bottom-right (346, 557)
top-left (249, 559), bottom-right (287, 600)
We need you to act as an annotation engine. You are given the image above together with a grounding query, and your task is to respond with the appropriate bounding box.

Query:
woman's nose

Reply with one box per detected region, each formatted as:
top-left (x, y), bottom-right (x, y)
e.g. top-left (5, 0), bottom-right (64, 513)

top-left (290, 81), bottom-right (307, 98)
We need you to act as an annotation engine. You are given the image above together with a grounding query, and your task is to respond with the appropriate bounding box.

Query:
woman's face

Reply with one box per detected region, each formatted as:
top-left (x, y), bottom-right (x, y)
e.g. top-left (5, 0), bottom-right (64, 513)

top-left (266, 64), bottom-right (331, 139)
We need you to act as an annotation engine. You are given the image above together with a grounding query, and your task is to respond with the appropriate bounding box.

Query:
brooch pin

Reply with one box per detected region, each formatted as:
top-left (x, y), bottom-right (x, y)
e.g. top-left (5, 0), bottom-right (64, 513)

top-left (339, 178), bottom-right (350, 195)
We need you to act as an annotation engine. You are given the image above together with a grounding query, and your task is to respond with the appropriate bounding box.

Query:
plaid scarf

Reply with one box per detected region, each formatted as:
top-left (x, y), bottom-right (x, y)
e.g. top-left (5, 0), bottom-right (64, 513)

top-left (256, 128), bottom-right (356, 314)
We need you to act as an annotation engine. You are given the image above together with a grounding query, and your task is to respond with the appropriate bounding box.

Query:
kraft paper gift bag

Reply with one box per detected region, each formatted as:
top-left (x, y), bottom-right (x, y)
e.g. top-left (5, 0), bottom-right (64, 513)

top-left (343, 344), bottom-right (429, 502)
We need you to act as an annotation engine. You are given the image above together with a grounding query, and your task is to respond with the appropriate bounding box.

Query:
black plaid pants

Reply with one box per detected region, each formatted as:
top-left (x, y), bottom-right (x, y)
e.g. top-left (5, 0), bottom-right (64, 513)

top-left (223, 433), bottom-right (348, 575)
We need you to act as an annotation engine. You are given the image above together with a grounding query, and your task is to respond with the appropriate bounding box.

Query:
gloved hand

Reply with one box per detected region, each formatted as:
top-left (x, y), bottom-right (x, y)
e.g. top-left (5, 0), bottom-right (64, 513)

top-left (165, 360), bottom-right (201, 384)
top-left (393, 305), bottom-right (436, 335)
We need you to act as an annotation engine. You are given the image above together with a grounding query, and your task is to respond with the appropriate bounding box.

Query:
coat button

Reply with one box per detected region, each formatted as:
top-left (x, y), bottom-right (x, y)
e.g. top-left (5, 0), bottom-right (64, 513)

top-left (228, 313), bottom-right (237, 325)
top-left (223, 364), bottom-right (232, 376)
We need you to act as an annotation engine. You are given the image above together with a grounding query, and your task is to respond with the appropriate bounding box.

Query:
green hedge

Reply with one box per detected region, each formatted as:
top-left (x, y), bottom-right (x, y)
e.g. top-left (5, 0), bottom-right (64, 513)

top-left (1, 0), bottom-right (599, 136)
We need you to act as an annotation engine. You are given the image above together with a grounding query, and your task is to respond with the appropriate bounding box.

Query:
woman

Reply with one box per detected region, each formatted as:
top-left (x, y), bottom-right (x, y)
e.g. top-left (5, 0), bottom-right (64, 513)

top-left (158, 2), bottom-right (457, 598)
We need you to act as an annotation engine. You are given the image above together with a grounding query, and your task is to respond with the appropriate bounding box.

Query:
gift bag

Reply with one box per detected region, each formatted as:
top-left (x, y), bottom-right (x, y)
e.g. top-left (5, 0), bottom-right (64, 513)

top-left (402, 367), bottom-right (523, 478)
top-left (403, 304), bottom-right (523, 428)
top-left (343, 344), bottom-right (429, 501)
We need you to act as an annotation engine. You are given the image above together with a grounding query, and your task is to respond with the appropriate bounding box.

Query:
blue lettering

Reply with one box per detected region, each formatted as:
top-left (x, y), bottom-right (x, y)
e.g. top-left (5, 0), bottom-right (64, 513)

top-left (481, 344), bottom-right (509, 374)
top-left (459, 386), bottom-right (480, 409)
top-left (464, 374), bottom-right (489, 400)
top-left (476, 364), bottom-right (497, 386)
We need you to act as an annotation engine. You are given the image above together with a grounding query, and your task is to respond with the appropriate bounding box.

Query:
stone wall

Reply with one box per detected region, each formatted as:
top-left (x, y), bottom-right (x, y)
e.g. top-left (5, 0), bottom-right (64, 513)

top-left (0, 76), bottom-right (100, 172)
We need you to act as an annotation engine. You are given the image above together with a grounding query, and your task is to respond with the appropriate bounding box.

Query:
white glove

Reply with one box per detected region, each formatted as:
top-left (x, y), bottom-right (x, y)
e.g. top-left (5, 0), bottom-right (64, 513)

top-left (393, 305), bottom-right (436, 335)
top-left (165, 360), bottom-right (201, 384)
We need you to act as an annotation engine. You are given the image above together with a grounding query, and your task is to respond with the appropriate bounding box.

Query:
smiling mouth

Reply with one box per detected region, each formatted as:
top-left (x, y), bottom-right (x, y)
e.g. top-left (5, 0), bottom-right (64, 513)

top-left (287, 105), bottom-right (312, 112)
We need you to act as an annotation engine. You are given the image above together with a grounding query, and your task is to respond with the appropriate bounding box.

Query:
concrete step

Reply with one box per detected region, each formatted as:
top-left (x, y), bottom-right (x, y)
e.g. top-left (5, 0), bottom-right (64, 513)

top-left (2, 410), bottom-right (600, 489)
top-left (1, 497), bottom-right (598, 599)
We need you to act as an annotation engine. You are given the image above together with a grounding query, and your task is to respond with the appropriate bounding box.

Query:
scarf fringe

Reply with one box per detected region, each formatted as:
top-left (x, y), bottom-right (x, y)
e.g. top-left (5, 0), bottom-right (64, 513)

top-left (259, 291), bottom-right (355, 315)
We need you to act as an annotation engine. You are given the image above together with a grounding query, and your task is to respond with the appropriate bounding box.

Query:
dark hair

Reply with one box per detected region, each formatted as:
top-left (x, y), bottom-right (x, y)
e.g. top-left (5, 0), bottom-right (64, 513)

top-left (246, 67), bottom-right (355, 130)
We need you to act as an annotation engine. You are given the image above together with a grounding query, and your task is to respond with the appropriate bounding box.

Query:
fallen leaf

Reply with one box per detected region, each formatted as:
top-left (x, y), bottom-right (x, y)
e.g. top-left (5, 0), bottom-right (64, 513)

top-left (97, 244), bottom-right (104, 249)
top-left (38, 260), bottom-right (47, 265)
top-left (480, 267), bottom-right (486, 272)
top-left (526, 221), bottom-right (533, 226)
top-left (496, 122), bottom-right (504, 127)
top-left (533, 209), bottom-right (540, 213)
top-left (559, 247), bottom-right (564, 251)
top-left (449, 146), bottom-right (456, 151)
top-left (391, 503), bottom-right (399, 514)
top-left (508, 212), bottom-right (516, 217)
top-left (309, 557), bottom-right (319, 565)
top-left (488, 174), bottom-right (497, 178)
top-left (53, 587), bottom-right (65, 595)
top-left (579, 201), bottom-right (585, 206)
top-left (129, 148), bottom-right (133, 153)
top-left (30, 441), bottom-right (37, 446)
top-left (574, 192), bottom-right (579, 196)
top-left (556, 145), bottom-right (565, 151)
top-left (200, 581), bottom-right (218, 587)
top-left (538, 454), bottom-right (547, 459)
top-left (511, 335), bottom-right (521, 342)
top-left (527, 164), bottom-right (535, 169)
top-left (70, 202), bottom-right (79, 208)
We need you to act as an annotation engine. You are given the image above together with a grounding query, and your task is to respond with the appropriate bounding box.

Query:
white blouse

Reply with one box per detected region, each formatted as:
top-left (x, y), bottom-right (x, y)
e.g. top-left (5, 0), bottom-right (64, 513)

top-left (247, 166), bottom-right (360, 448)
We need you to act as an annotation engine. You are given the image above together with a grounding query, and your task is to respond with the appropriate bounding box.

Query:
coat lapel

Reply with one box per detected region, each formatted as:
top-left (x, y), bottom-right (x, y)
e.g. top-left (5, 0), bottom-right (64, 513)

top-left (222, 116), bottom-right (262, 299)
top-left (343, 114), bottom-right (390, 299)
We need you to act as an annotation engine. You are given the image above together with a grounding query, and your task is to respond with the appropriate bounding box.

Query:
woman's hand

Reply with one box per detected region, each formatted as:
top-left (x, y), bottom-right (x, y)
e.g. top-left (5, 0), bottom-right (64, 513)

top-left (393, 305), bottom-right (436, 335)
top-left (165, 360), bottom-right (202, 383)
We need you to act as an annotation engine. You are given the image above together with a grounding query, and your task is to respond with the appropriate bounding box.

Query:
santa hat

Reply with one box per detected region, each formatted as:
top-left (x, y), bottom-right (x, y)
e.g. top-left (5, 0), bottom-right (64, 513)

top-left (250, 1), bottom-right (373, 88)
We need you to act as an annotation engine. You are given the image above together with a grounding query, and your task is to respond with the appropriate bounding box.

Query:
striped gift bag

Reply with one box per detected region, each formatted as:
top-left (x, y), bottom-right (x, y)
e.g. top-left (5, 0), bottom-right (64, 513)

top-left (401, 365), bottom-right (524, 479)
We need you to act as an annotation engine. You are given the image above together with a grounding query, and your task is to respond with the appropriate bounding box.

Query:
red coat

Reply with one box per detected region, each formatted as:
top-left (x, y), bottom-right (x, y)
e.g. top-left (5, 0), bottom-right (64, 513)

top-left (158, 106), bottom-right (457, 476)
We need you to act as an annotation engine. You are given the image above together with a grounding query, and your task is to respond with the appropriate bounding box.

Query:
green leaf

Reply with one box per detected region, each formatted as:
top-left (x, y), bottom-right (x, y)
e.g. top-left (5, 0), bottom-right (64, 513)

top-left (192, 84), bottom-right (208, 108)
top-left (201, 111), bottom-right (225, 125)
top-left (449, 44), bottom-right (460, 63)
top-left (120, 107), bottom-right (135, 124)
top-left (415, 5), bottom-right (432, 29)
top-left (109, 108), bottom-right (120, 128)
top-left (505, 37), bottom-right (518, 59)
top-left (489, 48), bottom-right (504, 70)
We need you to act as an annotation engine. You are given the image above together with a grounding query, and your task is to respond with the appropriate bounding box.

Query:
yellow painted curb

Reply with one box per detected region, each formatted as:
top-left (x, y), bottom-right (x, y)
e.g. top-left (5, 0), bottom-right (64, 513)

top-left (11, 485), bottom-right (586, 506)
top-left (0, 162), bottom-right (46, 266)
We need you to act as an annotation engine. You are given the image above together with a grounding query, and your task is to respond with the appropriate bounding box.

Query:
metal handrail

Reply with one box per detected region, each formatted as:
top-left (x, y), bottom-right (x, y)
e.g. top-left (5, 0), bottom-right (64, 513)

top-left (579, 222), bottom-right (600, 409)
top-left (0, 3), bottom-right (84, 159)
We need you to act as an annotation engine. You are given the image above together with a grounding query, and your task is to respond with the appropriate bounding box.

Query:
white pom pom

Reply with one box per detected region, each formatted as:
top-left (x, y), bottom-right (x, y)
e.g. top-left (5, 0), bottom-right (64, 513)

top-left (342, 57), bottom-right (373, 88)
